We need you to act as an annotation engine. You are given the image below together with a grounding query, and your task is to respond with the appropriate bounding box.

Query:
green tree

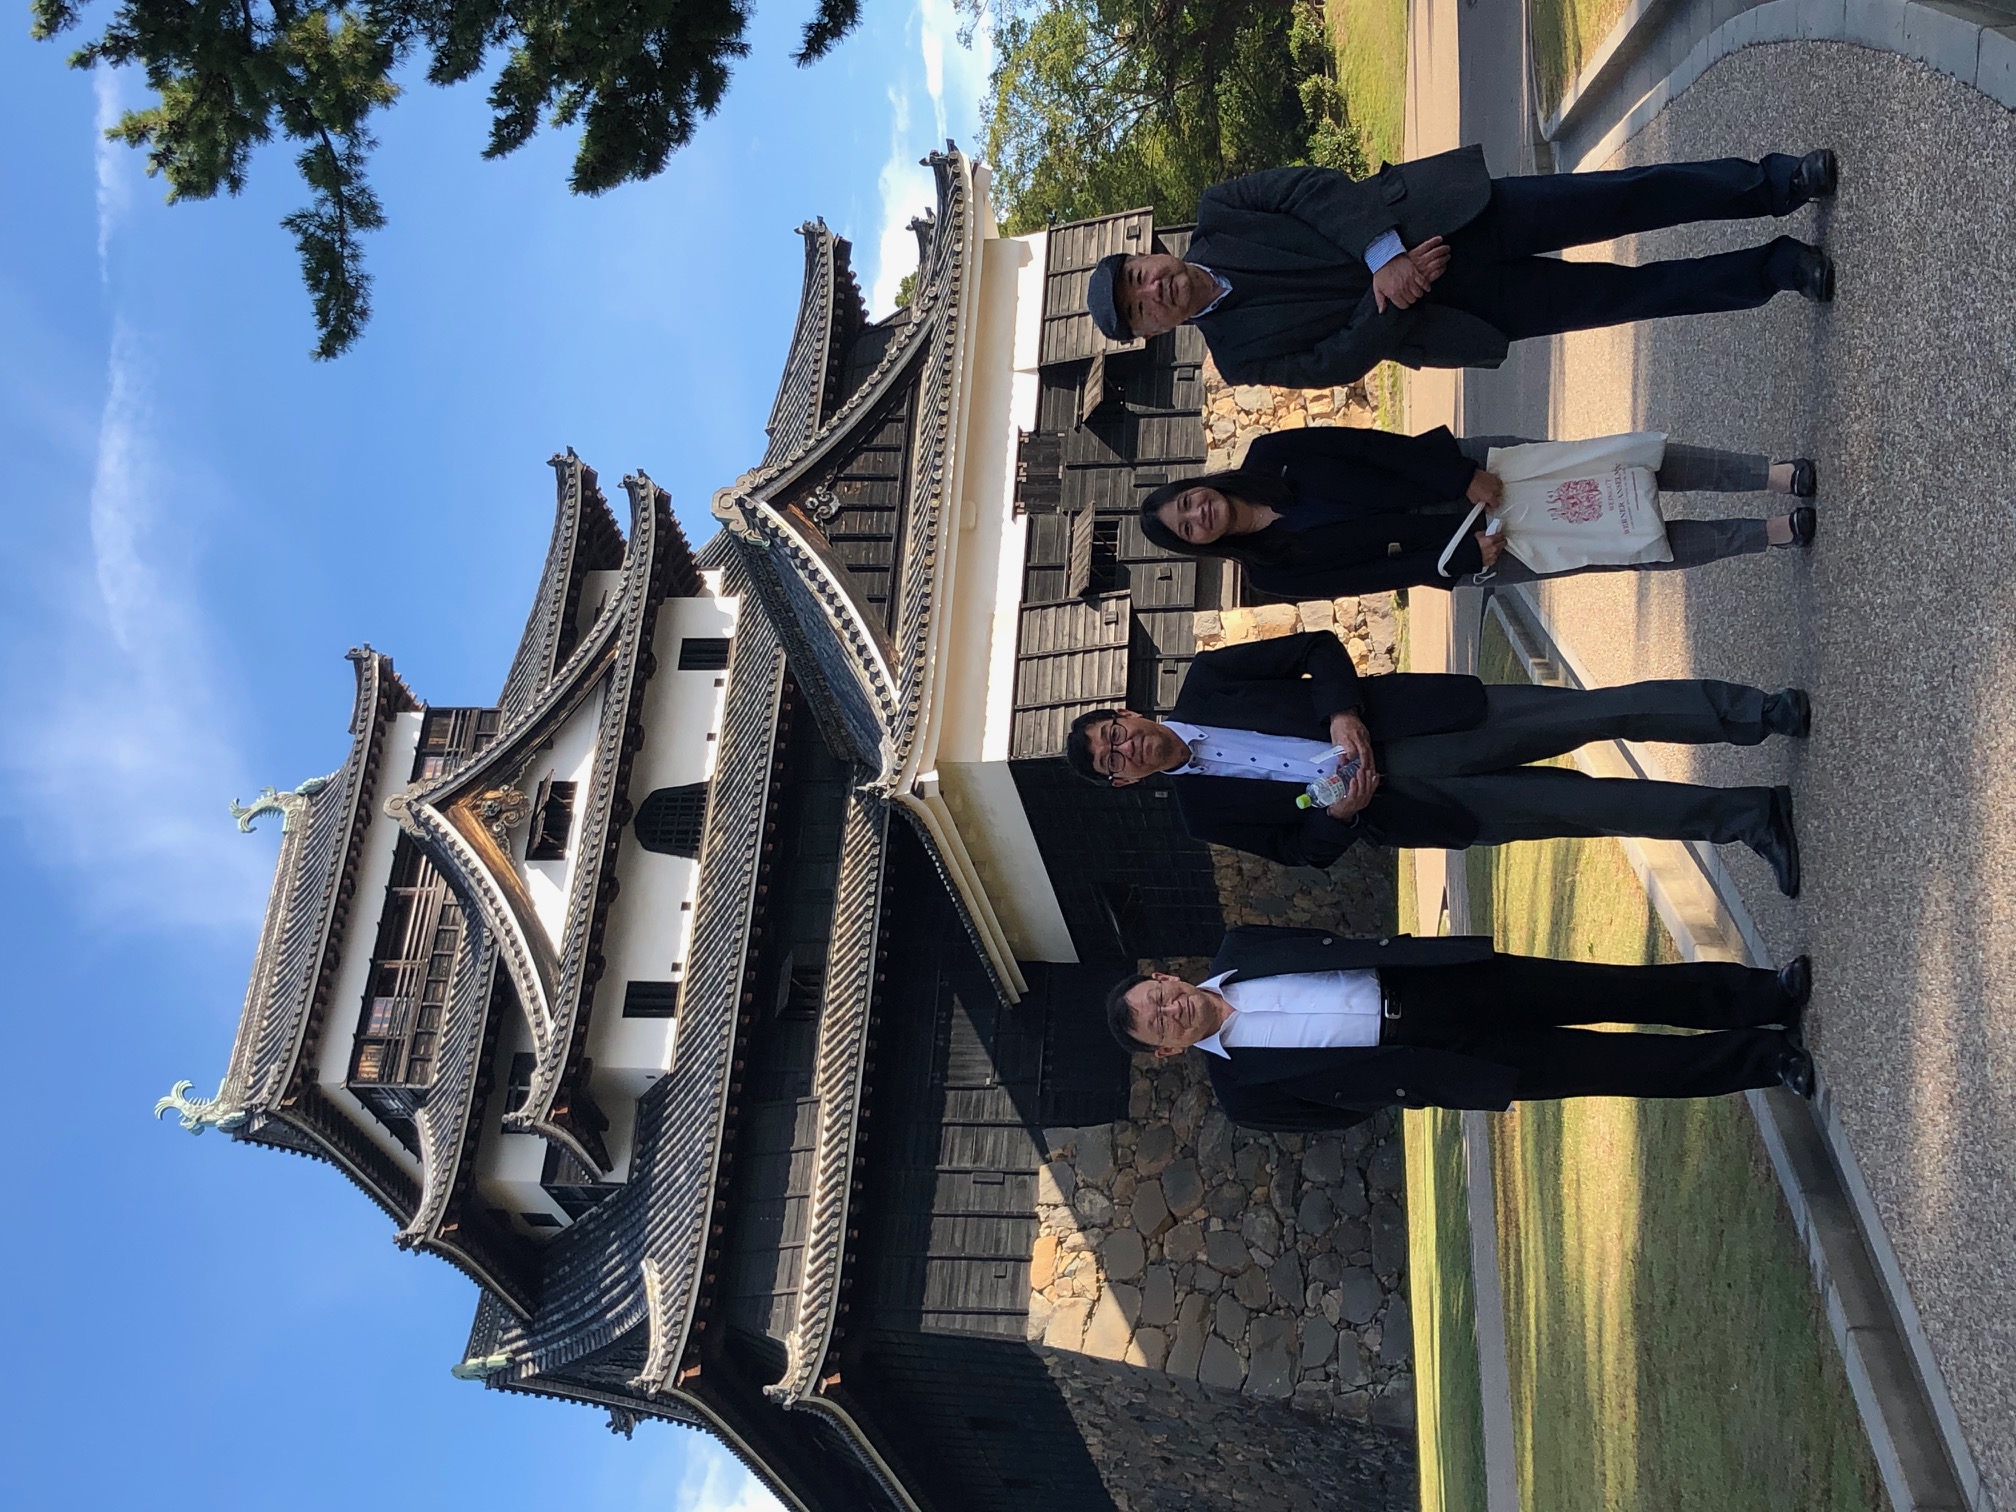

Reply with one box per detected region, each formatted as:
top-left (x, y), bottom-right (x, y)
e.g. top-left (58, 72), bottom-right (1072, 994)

top-left (981, 0), bottom-right (1366, 234)
top-left (35, 0), bottom-right (866, 358)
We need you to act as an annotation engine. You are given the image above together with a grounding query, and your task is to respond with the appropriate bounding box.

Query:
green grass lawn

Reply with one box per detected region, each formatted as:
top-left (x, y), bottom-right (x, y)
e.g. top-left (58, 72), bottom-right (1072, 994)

top-left (1325, 0), bottom-right (1406, 172)
top-left (1466, 614), bottom-right (1890, 1512)
top-left (1406, 1105), bottom-right (1490, 1512)
top-left (1323, 0), bottom-right (1409, 434)
top-left (1530, 0), bottom-right (1634, 116)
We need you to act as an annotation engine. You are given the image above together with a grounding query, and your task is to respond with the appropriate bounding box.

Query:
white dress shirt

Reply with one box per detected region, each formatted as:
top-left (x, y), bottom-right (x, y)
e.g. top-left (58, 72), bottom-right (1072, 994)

top-left (1187, 236), bottom-right (1408, 326)
top-left (1165, 720), bottom-right (1343, 783)
top-left (1192, 969), bottom-right (1384, 1059)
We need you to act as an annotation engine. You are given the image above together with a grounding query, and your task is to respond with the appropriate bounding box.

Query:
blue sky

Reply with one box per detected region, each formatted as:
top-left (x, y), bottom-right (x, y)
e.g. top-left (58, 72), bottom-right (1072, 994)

top-left (0, 4), bottom-right (990, 1508)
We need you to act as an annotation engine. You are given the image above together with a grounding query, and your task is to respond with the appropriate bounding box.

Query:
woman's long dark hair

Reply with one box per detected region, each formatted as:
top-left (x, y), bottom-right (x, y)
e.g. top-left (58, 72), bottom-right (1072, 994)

top-left (1138, 466), bottom-right (1299, 565)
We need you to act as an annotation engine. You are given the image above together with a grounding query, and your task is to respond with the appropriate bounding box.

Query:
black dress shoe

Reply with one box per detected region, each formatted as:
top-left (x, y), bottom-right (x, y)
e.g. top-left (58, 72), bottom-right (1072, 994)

top-left (1791, 148), bottom-right (1839, 203)
top-left (1778, 954), bottom-right (1812, 1009)
top-left (1778, 1046), bottom-right (1817, 1099)
top-left (1786, 242), bottom-right (1836, 302)
top-left (1785, 458), bottom-right (1817, 497)
top-left (1788, 506), bottom-right (1816, 547)
top-left (1765, 687), bottom-right (1811, 737)
top-left (1750, 784), bottom-right (1802, 898)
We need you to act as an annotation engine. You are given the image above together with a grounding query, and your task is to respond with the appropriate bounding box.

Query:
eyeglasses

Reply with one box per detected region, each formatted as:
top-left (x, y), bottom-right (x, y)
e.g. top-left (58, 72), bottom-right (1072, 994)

top-left (1092, 716), bottom-right (1128, 782)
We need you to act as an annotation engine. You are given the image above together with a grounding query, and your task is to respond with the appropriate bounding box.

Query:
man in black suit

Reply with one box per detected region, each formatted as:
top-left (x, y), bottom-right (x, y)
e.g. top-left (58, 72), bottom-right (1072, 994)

top-left (1083, 146), bottom-right (1838, 387)
top-left (1063, 630), bottom-right (1806, 894)
top-left (1107, 929), bottom-right (1816, 1131)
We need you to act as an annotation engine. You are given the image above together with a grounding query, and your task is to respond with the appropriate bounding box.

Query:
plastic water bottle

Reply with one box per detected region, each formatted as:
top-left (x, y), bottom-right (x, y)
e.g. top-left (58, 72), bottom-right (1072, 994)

top-left (1294, 748), bottom-right (1362, 810)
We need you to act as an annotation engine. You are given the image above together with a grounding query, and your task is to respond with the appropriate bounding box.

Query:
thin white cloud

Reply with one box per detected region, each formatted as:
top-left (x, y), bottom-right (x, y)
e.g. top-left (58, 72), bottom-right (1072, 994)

top-left (0, 96), bottom-right (266, 933)
top-left (865, 0), bottom-right (995, 314)
top-left (92, 67), bottom-right (128, 282)
top-left (631, 1432), bottom-right (780, 1512)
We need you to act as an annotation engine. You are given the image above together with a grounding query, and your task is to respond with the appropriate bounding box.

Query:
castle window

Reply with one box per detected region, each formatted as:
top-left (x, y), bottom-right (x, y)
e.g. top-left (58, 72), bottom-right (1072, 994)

top-left (622, 979), bottom-right (681, 1019)
top-left (678, 637), bottom-right (731, 671)
top-left (634, 783), bottom-right (709, 857)
top-left (526, 778), bottom-right (577, 860)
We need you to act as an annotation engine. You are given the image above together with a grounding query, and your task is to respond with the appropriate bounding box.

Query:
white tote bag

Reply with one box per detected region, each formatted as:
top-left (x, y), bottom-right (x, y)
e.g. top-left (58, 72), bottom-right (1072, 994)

top-left (1436, 433), bottom-right (1672, 577)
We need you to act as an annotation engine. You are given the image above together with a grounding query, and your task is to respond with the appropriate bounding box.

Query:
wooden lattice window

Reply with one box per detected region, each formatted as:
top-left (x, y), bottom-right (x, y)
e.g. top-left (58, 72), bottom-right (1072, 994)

top-left (633, 783), bottom-right (709, 857)
top-left (412, 706), bottom-right (501, 781)
top-left (349, 836), bottom-right (463, 1096)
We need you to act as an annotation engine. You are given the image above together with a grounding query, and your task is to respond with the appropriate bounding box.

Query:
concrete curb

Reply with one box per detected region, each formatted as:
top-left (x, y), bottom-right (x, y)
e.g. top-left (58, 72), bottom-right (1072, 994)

top-left (1539, 0), bottom-right (2016, 171)
top-left (1486, 584), bottom-right (1987, 1512)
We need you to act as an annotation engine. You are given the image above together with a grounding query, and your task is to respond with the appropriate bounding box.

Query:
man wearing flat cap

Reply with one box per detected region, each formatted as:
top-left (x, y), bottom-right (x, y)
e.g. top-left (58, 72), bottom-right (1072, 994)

top-left (1083, 146), bottom-right (1840, 388)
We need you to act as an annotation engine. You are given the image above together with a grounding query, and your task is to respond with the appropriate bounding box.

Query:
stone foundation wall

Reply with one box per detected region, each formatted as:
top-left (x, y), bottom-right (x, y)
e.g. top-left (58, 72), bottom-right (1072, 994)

top-left (1028, 1048), bottom-right (1414, 1509)
top-left (1035, 1350), bottom-right (1416, 1512)
top-left (1202, 360), bottom-right (1379, 475)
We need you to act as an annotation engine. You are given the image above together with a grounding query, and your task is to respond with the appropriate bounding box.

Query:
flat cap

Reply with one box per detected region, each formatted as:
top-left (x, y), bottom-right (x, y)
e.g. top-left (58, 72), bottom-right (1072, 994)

top-left (1086, 252), bottom-right (1132, 341)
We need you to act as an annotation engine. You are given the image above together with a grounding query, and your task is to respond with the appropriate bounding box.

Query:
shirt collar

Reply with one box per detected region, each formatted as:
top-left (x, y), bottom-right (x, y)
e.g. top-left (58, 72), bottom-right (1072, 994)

top-left (1163, 720), bottom-right (1203, 776)
top-left (1193, 971), bottom-right (1235, 1058)
top-left (1188, 265), bottom-right (1232, 322)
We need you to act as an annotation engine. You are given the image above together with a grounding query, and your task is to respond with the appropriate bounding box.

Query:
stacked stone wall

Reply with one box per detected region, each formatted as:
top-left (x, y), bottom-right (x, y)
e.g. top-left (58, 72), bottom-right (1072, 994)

top-left (1029, 1065), bottom-right (1416, 1510)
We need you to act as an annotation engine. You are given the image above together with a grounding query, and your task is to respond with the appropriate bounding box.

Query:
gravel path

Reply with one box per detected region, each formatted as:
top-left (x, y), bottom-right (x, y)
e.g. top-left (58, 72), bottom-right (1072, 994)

top-left (1464, 41), bottom-right (2016, 1503)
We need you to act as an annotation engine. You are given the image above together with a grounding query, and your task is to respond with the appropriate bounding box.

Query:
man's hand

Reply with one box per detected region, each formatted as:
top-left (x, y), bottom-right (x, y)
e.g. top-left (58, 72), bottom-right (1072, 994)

top-left (1473, 529), bottom-right (1505, 569)
top-left (1324, 766), bottom-right (1382, 820)
top-left (1328, 710), bottom-right (1376, 777)
top-left (1372, 235), bottom-right (1450, 313)
top-left (1465, 469), bottom-right (1503, 507)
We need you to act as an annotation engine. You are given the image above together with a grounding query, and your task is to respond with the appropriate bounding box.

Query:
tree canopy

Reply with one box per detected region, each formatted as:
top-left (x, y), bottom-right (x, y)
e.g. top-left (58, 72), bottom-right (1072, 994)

top-left (35, 0), bottom-right (865, 358)
top-left (981, 0), bottom-right (1368, 235)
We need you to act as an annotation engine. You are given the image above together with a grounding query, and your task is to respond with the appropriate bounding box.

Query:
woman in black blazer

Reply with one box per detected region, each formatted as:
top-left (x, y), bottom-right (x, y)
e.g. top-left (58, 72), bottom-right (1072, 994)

top-left (1138, 424), bottom-right (1817, 598)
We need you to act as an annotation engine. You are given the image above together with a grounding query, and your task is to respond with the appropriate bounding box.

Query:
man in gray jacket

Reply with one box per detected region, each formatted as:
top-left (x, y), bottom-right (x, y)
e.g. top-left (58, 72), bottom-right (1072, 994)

top-left (1085, 146), bottom-right (1838, 387)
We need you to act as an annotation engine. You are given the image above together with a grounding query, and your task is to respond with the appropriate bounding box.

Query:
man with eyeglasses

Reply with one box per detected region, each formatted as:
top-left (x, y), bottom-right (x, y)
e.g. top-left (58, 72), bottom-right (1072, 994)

top-left (1106, 928), bottom-right (1818, 1132)
top-left (1062, 630), bottom-right (1807, 894)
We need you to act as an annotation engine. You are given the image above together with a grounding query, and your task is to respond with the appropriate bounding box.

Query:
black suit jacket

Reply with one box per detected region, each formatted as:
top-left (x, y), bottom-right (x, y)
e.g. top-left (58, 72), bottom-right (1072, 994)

top-left (1166, 632), bottom-right (1487, 866)
top-left (1236, 426), bottom-right (1486, 599)
top-left (1198, 926), bottom-right (1513, 1133)
top-left (1185, 149), bottom-right (1506, 388)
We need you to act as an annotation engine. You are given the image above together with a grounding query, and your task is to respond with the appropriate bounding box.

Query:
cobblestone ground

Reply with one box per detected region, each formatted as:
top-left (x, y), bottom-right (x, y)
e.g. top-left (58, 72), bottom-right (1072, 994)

top-left (1474, 41), bottom-right (2016, 1500)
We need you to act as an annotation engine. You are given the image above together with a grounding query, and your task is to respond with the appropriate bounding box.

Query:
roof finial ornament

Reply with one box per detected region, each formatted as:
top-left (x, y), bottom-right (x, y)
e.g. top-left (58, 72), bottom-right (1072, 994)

top-left (229, 774), bottom-right (334, 834)
top-left (450, 1352), bottom-right (514, 1380)
top-left (153, 1079), bottom-right (248, 1134)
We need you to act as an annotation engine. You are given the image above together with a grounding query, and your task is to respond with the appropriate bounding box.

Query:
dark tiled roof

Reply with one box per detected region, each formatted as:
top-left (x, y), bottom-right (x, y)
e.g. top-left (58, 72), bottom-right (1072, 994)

top-left (394, 942), bottom-right (543, 1315)
top-left (765, 792), bottom-right (889, 1404)
top-left (717, 499), bottom-right (897, 772)
top-left (498, 453), bottom-right (627, 724)
top-left (763, 224), bottom-right (868, 470)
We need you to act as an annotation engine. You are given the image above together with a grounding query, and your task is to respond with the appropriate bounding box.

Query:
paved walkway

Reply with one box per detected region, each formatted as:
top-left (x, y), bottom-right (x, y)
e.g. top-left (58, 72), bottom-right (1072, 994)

top-left (1448, 19), bottom-right (2016, 1511)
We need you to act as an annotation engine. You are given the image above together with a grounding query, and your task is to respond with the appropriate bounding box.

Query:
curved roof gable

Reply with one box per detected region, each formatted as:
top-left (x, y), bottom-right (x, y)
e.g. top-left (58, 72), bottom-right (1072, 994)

top-left (762, 222), bottom-right (867, 470)
top-left (498, 452), bottom-right (627, 725)
top-left (158, 650), bottom-right (418, 1222)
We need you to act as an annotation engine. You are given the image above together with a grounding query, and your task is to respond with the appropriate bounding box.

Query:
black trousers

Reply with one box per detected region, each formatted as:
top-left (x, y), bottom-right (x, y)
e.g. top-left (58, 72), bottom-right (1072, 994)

top-left (1431, 154), bottom-right (1811, 341)
top-left (1378, 681), bottom-right (1782, 850)
top-left (1381, 955), bottom-right (1793, 1101)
